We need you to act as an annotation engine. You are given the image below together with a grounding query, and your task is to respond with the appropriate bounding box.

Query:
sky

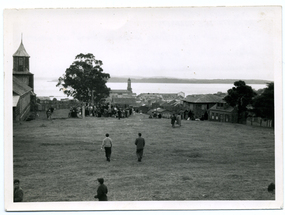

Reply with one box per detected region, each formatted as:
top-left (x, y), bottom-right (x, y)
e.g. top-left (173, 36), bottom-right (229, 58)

top-left (4, 6), bottom-right (281, 81)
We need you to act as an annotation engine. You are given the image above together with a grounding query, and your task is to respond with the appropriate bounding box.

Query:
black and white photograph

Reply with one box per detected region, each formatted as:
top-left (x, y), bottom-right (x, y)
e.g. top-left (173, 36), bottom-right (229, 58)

top-left (2, 1), bottom-right (283, 213)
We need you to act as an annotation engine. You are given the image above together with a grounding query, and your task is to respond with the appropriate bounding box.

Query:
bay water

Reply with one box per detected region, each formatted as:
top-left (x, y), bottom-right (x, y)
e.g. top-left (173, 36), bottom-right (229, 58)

top-left (34, 79), bottom-right (267, 100)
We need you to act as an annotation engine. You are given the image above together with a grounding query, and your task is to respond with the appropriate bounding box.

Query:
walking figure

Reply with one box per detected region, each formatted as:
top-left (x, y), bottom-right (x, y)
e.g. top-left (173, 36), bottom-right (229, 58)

top-left (94, 178), bottom-right (108, 201)
top-left (135, 133), bottom-right (145, 162)
top-left (176, 113), bottom-right (181, 127)
top-left (101, 133), bottom-right (112, 162)
top-left (171, 113), bottom-right (176, 128)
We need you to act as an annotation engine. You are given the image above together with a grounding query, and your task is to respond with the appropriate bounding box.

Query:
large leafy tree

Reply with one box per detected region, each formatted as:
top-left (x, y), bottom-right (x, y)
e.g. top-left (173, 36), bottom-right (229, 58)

top-left (224, 80), bottom-right (257, 123)
top-left (57, 53), bottom-right (110, 103)
top-left (252, 82), bottom-right (274, 126)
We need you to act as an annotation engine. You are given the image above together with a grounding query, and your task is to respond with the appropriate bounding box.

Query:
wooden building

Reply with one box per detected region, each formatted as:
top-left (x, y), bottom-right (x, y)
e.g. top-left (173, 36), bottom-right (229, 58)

top-left (12, 37), bottom-right (36, 121)
top-left (112, 97), bottom-right (137, 107)
top-left (182, 94), bottom-right (222, 119)
top-left (208, 100), bottom-right (238, 123)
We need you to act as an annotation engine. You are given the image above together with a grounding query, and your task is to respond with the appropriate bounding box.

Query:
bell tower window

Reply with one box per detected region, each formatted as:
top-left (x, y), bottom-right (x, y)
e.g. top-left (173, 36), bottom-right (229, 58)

top-left (18, 57), bottom-right (24, 71)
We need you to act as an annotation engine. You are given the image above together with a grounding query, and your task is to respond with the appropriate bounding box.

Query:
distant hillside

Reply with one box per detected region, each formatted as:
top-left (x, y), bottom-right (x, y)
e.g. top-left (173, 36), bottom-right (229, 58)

top-left (108, 77), bottom-right (271, 85)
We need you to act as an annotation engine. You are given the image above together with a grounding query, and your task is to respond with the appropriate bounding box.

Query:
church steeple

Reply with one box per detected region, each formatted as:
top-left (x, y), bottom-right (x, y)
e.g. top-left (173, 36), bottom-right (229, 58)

top-left (13, 35), bottom-right (30, 72)
top-left (13, 35), bottom-right (34, 91)
top-left (127, 78), bottom-right (132, 93)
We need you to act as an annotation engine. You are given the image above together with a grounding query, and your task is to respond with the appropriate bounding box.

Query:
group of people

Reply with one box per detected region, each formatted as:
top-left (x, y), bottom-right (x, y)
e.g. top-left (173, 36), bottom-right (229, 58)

top-left (171, 113), bottom-right (182, 128)
top-left (68, 103), bottom-right (134, 119)
top-left (101, 132), bottom-right (146, 163)
top-left (95, 132), bottom-right (146, 201)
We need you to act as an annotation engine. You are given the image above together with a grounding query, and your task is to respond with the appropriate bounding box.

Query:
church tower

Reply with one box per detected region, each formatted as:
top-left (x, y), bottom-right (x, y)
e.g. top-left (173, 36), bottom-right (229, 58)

top-left (13, 36), bottom-right (34, 91)
top-left (127, 78), bottom-right (132, 93)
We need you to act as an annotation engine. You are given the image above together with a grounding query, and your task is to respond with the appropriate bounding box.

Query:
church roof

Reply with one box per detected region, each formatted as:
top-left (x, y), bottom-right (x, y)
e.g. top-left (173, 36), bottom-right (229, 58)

top-left (13, 41), bottom-right (30, 57)
top-left (13, 76), bottom-right (32, 96)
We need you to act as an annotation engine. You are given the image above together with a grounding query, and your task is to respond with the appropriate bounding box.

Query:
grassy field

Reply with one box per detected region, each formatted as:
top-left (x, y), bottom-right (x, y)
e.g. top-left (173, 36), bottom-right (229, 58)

top-left (13, 109), bottom-right (275, 202)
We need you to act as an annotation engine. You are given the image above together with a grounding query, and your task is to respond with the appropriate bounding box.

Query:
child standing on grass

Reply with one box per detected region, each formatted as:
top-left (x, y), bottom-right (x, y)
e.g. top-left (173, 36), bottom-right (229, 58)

top-left (94, 178), bottom-right (108, 201)
top-left (101, 133), bottom-right (112, 162)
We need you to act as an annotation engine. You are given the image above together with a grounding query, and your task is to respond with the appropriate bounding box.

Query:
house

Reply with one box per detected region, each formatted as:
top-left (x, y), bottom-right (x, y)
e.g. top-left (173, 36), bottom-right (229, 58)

top-left (208, 100), bottom-right (238, 123)
top-left (160, 93), bottom-right (184, 102)
top-left (112, 97), bottom-right (137, 107)
top-left (12, 37), bottom-right (36, 121)
top-left (137, 92), bottom-right (185, 102)
top-left (136, 105), bottom-right (150, 114)
top-left (182, 94), bottom-right (223, 119)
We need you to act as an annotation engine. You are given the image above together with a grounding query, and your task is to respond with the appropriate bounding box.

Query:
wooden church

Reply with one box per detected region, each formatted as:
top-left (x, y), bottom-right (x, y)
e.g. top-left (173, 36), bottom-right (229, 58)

top-left (13, 37), bottom-right (36, 121)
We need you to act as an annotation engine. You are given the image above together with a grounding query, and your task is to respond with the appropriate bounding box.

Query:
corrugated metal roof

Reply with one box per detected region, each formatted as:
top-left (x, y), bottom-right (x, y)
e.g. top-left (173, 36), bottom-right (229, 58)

top-left (13, 42), bottom-right (30, 57)
top-left (183, 94), bottom-right (222, 103)
top-left (13, 76), bottom-right (32, 96)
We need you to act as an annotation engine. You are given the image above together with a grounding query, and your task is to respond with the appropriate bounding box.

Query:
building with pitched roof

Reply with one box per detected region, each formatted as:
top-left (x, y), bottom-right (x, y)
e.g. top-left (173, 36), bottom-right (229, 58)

top-left (112, 97), bottom-right (138, 107)
top-left (137, 92), bottom-right (185, 102)
top-left (208, 100), bottom-right (238, 123)
top-left (13, 37), bottom-right (36, 121)
top-left (182, 94), bottom-right (223, 119)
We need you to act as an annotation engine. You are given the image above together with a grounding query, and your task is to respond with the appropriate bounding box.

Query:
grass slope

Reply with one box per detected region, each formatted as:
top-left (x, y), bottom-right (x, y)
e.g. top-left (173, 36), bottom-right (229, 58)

top-left (13, 110), bottom-right (275, 201)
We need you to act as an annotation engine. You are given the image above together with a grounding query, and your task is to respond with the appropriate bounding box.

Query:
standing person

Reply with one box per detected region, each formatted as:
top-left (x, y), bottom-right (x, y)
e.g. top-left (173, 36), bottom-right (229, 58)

top-left (118, 109), bottom-right (121, 120)
top-left (46, 108), bottom-right (52, 120)
top-left (94, 178), bottom-right (108, 201)
top-left (171, 113), bottom-right (176, 128)
top-left (176, 113), bottom-right (182, 127)
top-left (14, 179), bottom-right (23, 202)
top-left (135, 133), bottom-right (145, 162)
top-left (101, 133), bottom-right (112, 162)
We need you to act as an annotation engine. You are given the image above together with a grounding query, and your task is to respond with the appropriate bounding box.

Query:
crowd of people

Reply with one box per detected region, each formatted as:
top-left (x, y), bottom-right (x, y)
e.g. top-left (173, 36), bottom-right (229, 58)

top-left (68, 103), bottom-right (134, 119)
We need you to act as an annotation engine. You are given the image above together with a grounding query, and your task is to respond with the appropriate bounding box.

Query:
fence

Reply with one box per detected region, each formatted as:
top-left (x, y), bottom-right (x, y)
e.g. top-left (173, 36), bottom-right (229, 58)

top-left (246, 116), bottom-right (273, 128)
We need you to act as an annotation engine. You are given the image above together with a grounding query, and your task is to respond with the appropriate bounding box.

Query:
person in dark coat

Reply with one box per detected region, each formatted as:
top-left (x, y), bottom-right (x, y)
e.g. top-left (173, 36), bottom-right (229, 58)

top-left (118, 109), bottom-right (122, 120)
top-left (94, 178), bottom-right (108, 201)
top-left (135, 133), bottom-right (145, 162)
top-left (14, 179), bottom-right (23, 202)
top-left (46, 108), bottom-right (52, 120)
top-left (171, 114), bottom-right (176, 128)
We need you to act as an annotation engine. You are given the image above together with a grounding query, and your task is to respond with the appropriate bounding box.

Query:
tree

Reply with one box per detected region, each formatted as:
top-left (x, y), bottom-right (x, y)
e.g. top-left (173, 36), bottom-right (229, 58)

top-left (56, 53), bottom-right (110, 103)
top-left (252, 82), bottom-right (274, 127)
top-left (224, 80), bottom-right (257, 123)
